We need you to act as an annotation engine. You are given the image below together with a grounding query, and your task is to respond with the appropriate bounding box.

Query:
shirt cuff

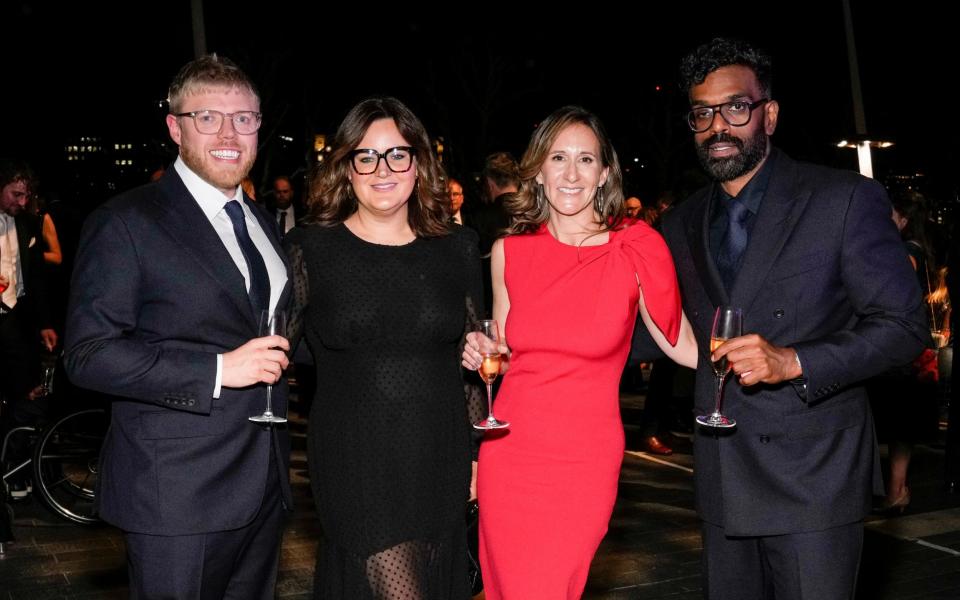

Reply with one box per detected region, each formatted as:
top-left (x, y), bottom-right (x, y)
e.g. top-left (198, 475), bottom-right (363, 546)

top-left (214, 354), bottom-right (223, 398)
top-left (790, 350), bottom-right (808, 399)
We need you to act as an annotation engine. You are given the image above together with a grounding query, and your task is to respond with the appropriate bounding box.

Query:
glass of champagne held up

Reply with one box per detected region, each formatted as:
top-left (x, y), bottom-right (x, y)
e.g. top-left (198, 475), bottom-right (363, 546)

top-left (696, 306), bottom-right (742, 429)
top-left (473, 320), bottom-right (509, 430)
top-left (249, 309), bottom-right (288, 424)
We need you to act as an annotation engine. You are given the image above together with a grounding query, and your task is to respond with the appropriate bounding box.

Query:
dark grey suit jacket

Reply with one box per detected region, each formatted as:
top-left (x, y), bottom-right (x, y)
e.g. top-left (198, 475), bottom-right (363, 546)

top-left (660, 149), bottom-right (928, 536)
top-left (64, 169), bottom-right (292, 536)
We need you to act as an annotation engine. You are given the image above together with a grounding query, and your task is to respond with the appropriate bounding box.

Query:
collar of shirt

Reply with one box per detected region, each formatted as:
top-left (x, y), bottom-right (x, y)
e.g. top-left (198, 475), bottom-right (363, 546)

top-left (173, 157), bottom-right (244, 220)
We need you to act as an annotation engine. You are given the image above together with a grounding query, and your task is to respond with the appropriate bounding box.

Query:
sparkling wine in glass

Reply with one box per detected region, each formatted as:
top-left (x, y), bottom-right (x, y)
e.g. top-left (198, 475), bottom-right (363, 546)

top-left (249, 309), bottom-right (288, 424)
top-left (473, 319), bottom-right (509, 430)
top-left (696, 306), bottom-right (742, 429)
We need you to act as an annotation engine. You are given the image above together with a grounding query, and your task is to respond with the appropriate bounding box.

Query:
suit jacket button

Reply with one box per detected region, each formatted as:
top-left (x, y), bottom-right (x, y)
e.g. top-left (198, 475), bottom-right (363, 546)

top-left (760, 435), bottom-right (770, 444)
top-left (774, 309), bottom-right (785, 319)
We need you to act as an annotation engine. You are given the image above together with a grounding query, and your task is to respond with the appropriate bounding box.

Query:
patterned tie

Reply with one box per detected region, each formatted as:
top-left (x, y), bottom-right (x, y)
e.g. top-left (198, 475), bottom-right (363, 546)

top-left (716, 198), bottom-right (750, 290)
top-left (223, 200), bottom-right (271, 314)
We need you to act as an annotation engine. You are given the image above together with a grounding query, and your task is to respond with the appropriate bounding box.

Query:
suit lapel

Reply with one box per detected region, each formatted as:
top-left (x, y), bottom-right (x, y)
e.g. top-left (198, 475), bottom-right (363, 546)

top-left (155, 171), bottom-right (258, 329)
top-left (730, 151), bottom-right (811, 312)
top-left (14, 216), bottom-right (33, 285)
top-left (685, 187), bottom-right (728, 308)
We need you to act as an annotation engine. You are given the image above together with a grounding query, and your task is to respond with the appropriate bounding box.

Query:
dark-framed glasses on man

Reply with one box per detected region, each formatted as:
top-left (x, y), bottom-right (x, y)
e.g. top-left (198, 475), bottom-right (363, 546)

top-left (686, 99), bottom-right (768, 133)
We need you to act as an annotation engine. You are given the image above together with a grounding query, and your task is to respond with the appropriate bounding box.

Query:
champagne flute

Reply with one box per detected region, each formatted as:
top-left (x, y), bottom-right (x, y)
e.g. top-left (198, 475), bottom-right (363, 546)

top-left (249, 309), bottom-right (288, 424)
top-left (696, 306), bottom-right (742, 429)
top-left (39, 363), bottom-right (56, 398)
top-left (473, 320), bottom-right (509, 430)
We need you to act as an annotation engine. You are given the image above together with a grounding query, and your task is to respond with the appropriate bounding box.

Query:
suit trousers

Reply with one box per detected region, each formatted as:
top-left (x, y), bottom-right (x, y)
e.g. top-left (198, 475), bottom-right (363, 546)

top-left (124, 444), bottom-right (285, 600)
top-left (0, 304), bottom-right (40, 403)
top-left (701, 520), bottom-right (863, 600)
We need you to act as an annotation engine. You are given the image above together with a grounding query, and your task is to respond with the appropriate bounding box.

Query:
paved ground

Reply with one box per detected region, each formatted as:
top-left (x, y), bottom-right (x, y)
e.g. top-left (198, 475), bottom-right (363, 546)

top-left (3, 393), bottom-right (960, 599)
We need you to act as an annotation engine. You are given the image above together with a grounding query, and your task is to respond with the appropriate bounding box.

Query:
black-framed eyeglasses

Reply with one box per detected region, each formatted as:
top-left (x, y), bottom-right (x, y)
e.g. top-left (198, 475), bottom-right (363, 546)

top-left (349, 146), bottom-right (416, 175)
top-left (173, 109), bottom-right (262, 135)
top-left (686, 99), bottom-right (769, 133)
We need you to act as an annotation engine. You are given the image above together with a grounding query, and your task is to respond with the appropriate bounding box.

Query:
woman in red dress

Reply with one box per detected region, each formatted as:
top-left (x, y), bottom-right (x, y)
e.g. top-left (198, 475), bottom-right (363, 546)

top-left (463, 106), bottom-right (698, 599)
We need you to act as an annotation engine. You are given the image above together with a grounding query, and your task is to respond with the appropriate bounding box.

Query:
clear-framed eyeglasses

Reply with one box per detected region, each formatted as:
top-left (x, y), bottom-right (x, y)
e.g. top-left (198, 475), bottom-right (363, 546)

top-left (349, 146), bottom-right (416, 175)
top-left (686, 99), bottom-right (769, 133)
top-left (173, 109), bottom-right (262, 135)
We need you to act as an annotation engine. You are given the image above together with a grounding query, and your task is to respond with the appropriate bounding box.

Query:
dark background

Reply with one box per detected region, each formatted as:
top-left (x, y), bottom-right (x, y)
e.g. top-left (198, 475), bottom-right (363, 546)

top-left (1, 1), bottom-right (953, 207)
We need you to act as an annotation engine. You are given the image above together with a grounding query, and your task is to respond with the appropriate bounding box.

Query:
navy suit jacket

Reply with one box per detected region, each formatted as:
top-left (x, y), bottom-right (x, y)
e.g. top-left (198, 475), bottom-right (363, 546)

top-left (64, 169), bottom-right (292, 536)
top-left (659, 149), bottom-right (928, 536)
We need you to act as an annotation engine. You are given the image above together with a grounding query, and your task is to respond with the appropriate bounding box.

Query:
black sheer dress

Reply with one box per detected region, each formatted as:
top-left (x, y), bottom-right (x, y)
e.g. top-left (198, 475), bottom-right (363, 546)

top-left (284, 222), bottom-right (484, 599)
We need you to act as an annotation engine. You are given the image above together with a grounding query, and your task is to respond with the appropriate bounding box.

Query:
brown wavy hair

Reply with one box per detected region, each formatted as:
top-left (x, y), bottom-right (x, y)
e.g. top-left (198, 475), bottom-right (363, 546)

top-left (504, 106), bottom-right (625, 235)
top-left (305, 97), bottom-right (449, 237)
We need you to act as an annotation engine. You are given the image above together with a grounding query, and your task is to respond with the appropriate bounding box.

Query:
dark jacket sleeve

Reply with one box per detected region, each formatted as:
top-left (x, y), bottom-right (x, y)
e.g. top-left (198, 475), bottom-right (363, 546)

top-left (63, 206), bottom-right (216, 413)
top-left (793, 177), bottom-right (930, 403)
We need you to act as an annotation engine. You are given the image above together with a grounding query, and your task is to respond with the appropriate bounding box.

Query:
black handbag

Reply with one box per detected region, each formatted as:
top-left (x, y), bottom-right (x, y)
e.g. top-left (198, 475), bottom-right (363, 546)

top-left (466, 500), bottom-right (483, 595)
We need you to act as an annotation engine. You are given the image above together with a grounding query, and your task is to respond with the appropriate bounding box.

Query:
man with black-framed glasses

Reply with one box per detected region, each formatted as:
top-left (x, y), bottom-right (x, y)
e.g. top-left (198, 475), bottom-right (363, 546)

top-left (65, 54), bottom-right (291, 599)
top-left (632, 37), bottom-right (928, 599)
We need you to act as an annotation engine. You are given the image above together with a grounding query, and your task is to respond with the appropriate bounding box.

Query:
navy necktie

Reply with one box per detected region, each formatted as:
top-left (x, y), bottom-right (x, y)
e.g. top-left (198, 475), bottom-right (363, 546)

top-left (716, 198), bottom-right (750, 290)
top-left (224, 200), bottom-right (271, 314)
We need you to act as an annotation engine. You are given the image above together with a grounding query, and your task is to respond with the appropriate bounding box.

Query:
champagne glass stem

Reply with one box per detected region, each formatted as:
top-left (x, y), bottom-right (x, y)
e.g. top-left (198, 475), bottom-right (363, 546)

top-left (264, 385), bottom-right (275, 418)
top-left (713, 373), bottom-right (726, 416)
top-left (486, 382), bottom-right (495, 422)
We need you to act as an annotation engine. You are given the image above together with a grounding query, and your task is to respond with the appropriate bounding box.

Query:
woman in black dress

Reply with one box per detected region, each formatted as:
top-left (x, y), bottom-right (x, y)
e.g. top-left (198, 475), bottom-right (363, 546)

top-left (284, 97), bottom-right (483, 599)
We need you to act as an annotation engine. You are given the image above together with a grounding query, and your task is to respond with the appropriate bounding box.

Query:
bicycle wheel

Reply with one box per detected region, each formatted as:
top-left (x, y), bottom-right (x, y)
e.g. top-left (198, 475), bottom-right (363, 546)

top-left (32, 409), bottom-right (106, 525)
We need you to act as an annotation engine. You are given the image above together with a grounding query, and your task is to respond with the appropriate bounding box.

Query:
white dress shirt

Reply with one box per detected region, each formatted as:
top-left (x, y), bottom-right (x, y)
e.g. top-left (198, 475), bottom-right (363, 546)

top-left (0, 212), bottom-right (23, 309)
top-left (173, 158), bottom-right (288, 397)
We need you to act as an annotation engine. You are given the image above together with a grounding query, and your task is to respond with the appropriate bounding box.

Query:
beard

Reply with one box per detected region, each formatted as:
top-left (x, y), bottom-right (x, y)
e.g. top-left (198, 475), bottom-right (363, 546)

top-left (180, 143), bottom-right (255, 193)
top-left (696, 128), bottom-right (769, 182)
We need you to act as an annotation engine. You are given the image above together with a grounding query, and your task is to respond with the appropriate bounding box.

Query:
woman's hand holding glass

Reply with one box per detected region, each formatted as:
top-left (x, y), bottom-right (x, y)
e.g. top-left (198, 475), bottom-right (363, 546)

top-left (462, 332), bottom-right (510, 373)
top-left (464, 320), bottom-right (510, 430)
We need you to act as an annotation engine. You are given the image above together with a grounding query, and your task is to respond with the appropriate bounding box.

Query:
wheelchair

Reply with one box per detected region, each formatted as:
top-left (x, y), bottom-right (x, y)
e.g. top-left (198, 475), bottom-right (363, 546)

top-left (1, 357), bottom-right (107, 554)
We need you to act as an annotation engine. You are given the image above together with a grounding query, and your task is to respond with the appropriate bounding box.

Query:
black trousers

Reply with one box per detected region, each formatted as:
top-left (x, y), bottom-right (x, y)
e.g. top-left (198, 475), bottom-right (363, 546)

top-left (124, 451), bottom-right (285, 600)
top-left (701, 520), bottom-right (863, 600)
top-left (0, 304), bottom-right (40, 404)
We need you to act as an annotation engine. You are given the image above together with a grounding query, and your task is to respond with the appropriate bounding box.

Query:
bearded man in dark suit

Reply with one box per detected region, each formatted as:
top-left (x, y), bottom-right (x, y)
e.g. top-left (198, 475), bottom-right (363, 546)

top-left (658, 38), bottom-right (928, 599)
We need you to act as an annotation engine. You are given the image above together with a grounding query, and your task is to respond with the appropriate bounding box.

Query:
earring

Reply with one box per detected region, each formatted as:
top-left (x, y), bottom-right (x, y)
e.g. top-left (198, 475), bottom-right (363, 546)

top-left (594, 185), bottom-right (605, 216)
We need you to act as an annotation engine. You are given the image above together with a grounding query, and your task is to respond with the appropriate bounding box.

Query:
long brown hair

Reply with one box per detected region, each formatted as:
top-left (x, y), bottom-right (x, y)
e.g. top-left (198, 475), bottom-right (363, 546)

top-left (306, 97), bottom-right (449, 237)
top-left (505, 106), bottom-right (625, 235)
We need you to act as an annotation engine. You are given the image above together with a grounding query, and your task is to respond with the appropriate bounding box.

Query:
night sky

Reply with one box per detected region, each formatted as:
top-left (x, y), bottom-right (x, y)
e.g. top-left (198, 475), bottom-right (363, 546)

top-left (2, 1), bottom-right (953, 203)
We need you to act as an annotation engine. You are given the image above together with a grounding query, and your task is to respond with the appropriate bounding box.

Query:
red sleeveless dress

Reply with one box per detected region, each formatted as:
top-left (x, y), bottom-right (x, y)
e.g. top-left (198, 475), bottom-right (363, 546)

top-left (477, 222), bottom-right (681, 599)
